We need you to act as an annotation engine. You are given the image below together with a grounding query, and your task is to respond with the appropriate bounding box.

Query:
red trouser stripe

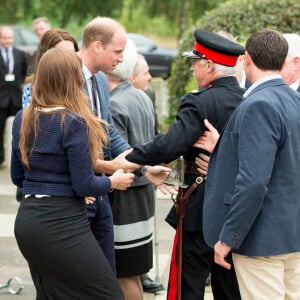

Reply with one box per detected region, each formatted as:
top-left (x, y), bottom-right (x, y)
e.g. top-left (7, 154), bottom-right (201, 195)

top-left (167, 229), bottom-right (178, 300)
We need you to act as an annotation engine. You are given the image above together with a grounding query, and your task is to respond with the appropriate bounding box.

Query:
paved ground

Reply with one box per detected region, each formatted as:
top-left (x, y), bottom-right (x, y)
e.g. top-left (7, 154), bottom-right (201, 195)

top-left (0, 166), bottom-right (212, 299)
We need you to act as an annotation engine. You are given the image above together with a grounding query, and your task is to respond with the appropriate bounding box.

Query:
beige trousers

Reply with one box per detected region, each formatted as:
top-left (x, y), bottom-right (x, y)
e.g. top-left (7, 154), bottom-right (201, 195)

top-left (232, 252), bottom-right (300, 300)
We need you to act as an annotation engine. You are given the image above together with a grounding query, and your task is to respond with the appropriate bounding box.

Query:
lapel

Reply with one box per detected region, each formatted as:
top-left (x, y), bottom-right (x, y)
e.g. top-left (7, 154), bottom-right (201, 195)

top-left (83, 75), bottom-right (101, 118)
top-left (93, 74), bottom-right (104, 110)
top-left (12, 47), bottom-right (17, 73)
top-left (94, 71), bottom-right (110, 119)
top-left (0, 49), bottom-right (7, 72)
top-left (83, 81), bottom-right (93, 110)
top-left (247, 78), bottom-right (286, 97)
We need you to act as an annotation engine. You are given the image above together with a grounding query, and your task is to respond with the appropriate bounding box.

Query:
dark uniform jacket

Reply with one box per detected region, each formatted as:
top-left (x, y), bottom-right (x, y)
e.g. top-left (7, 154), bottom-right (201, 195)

top-left (127, 76), bottom-right (244, 231)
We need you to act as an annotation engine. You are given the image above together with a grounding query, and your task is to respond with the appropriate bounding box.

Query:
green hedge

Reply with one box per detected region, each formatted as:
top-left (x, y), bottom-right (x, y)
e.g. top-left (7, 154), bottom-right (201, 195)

top-left (167, 0), bottom-right (300, 124)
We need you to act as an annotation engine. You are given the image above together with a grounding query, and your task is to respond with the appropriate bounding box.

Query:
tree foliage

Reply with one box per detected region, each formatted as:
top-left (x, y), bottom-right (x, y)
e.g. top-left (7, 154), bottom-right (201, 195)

top-left (0, 0), bottom-right (122, 27)
top-left (167, 0), bottom-right (300, 123)
top-left (0, 0), bottom-right (220, 39)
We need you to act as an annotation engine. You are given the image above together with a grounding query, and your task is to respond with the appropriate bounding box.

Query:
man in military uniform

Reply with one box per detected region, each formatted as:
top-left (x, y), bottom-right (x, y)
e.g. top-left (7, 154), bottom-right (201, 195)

top-left (127, 29), bottom-right (244, 300)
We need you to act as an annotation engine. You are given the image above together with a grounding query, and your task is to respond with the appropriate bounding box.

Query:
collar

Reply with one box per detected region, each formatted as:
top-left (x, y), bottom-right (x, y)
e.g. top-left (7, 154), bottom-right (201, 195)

top-left (82, 64), bottom-right (93, 81)
top-left (110, 80), bottom-right (131, 95)
top-left (210, 75), bottom-right (239, 87)
top-left (35, 106), bottom-right (66, 112)
top-left (239, 71), bottom-right (247, 89)
top-left (0, 45), bottom-right (12, 54)
top-left (243, 74), bottom-right (281, 98)
top-left (290, 79), bottom-right (300, 91)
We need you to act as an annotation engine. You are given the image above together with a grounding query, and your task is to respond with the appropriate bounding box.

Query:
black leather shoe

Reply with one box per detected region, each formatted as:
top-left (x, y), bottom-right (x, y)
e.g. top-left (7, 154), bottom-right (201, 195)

top-left (142, 276), bottom-right (164, 293)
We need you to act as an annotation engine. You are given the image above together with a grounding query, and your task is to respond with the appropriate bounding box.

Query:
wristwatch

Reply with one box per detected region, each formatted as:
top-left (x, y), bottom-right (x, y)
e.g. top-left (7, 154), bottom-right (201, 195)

top-left (141, 165), bottom-right (150, 176)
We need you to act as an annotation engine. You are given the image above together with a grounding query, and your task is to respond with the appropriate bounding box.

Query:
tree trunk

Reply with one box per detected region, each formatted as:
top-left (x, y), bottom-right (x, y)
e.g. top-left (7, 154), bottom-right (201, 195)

top-left (177, 0), bottom-right (190, 41)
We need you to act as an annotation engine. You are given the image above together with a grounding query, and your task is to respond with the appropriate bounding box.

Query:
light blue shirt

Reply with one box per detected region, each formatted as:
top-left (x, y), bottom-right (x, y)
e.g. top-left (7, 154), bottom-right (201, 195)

top-left (82, 64), bottom-right (101, 118)
top-left (243, 74), bottom-right (281, 98)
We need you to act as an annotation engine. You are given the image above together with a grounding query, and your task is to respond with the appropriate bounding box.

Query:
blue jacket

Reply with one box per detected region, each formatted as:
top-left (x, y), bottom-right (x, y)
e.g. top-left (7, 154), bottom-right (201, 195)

top-left (203, 78), bottom-right (300, 256)
top-left (93, 71), bottom-right (129, 158)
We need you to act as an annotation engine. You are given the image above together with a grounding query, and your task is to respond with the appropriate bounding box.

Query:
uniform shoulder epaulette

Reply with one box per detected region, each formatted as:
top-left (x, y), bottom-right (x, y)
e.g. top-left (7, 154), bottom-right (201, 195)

top-left (179, 86), bottom-right (213, 104)
top-left (190, 86), bottom-right (212, 95)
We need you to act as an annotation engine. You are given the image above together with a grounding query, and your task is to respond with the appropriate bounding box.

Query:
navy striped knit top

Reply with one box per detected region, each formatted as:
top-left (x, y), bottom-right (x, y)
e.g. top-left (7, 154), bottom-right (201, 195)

top-left (10, 109), bottom-right (111, 197)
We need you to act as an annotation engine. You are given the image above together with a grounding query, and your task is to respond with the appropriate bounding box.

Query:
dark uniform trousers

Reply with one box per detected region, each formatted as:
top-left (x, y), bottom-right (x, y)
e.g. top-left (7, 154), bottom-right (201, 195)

top-left (181, 231), bottom-right (240, 300)
top-left (166, 171), bottom-right (241, 300)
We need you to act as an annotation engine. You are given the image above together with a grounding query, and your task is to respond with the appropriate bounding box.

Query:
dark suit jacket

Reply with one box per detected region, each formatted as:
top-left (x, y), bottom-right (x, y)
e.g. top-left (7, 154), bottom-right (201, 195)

top-left (92, 71), bottom-right (130, 159)
top-left (0, 47), bottom-right (27, 110)
top-left (204, 78), bottom-right (300, 256)
top-left (127, 76), bottom-right (244, 231)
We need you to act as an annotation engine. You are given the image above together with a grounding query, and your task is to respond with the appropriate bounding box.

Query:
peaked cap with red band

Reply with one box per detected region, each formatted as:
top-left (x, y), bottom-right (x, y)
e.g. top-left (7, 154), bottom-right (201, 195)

top-left (182, 29), bottom-right (245, 67)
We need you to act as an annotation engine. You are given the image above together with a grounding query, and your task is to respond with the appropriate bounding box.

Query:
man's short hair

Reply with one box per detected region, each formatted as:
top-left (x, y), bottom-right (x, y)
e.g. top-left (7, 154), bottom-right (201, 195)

top-left (33, 17), bottom-right (51, 26)
top-left (246, 29), bottom-right (288, 71)
top-left (82, 16), bottom-right (124, 48)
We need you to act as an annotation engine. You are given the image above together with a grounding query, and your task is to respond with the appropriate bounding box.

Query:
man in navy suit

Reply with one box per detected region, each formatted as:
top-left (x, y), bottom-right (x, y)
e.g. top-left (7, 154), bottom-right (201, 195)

top-left (195, 33), bottom-right (300, 163)
top-left (78, 17), bottom-right (138, 273)
top-left (78, 17), bottom-right (171, 273)
top-left (0, 26), bottom-right (27, 167)
top-left (203, 29), bottom-right (300, 299)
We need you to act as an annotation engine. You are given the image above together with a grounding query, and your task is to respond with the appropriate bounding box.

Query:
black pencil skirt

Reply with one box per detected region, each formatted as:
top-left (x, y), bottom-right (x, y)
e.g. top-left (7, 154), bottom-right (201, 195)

top-left (14, 195), bottom-right (123, 300)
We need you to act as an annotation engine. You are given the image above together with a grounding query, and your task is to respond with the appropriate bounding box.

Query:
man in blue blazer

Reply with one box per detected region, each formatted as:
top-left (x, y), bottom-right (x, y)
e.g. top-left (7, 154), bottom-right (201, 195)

top-left (78, 17), bottom-right (138, 273)
top-left (78, 17), bottom-right (171, 273)
top-left (203, 29), bottom-right (300, 299)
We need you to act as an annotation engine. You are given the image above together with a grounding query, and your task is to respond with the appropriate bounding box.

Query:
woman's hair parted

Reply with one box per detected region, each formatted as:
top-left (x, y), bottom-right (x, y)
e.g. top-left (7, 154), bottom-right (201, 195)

top-left (26, 28), bottom-right (79, 83)
top-left (20, 48), bottom-right (108, 169)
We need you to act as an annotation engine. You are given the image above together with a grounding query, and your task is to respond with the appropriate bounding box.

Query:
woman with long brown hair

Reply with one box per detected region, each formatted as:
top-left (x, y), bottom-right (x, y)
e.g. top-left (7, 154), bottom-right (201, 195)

top-left (23, 28), bottom-right (79, 108)
top-left (11, 48), bottom-right (134, 299)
